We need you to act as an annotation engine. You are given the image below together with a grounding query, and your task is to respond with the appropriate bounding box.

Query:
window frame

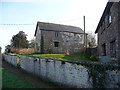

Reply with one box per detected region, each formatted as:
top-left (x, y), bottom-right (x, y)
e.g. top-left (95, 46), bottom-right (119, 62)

top-left (107, 11), bottom-right (112, 27)
top-left (55, 32), bottom-right (59, 37)
top-left (108, 14), bottom-right (112, 24)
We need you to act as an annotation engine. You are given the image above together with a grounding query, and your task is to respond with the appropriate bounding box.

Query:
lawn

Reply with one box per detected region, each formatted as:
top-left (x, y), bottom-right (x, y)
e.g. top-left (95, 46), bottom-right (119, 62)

top-left (1, 67), bottom-right (38, 88)
top-left (20, 53), bottom-right (98, 62)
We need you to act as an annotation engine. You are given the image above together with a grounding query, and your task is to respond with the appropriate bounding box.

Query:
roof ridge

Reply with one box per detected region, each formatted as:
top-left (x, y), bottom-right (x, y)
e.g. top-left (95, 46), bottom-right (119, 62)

top-left (34, 21), bottom-right (84, 36)
top-left (37, 21), bottom-right (82, 29)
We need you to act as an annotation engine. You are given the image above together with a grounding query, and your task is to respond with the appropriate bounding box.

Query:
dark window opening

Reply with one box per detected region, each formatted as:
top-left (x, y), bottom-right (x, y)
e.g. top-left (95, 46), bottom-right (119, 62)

top-left (54, 42), bottom-right (59, 47)
top-left (102, 43), bottom-right (106, 56)
top-left (110, 40), bottom-right (116, 57)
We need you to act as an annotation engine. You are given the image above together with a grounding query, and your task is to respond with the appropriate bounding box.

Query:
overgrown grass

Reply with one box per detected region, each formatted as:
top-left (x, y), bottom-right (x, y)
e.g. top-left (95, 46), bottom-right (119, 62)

top-left (20, 53), bottom-right (98, 62)
top-left (2, 67), bottom-right (38, 88)
top-left (62, 53), bottom-right (98, 61)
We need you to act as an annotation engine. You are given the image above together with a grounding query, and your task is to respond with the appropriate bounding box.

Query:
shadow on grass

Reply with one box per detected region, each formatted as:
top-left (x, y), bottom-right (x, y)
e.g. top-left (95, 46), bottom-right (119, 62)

top-left (2, 67), bottom-right (38, 88)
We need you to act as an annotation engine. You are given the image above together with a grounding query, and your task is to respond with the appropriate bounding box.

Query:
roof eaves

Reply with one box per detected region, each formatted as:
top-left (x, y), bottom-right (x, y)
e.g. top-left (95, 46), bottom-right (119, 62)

top-left (95, 2), bottom-right (113, 33)
top-left (40, 29), bottom-right (84, 34)
top-left (34, 22), bottom-right (39, 36)
top-left (36, 21), bottom-right (84, 34)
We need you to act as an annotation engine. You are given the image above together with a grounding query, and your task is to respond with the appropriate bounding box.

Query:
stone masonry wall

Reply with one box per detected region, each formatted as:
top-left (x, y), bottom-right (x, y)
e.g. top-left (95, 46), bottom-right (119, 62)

top-left (42, 30), bottom-right (84, 54)
top-left (118, 2), bottom-right (120, 60)
top-left (97, 2), bottom-right (120, 60)
top-left (3, 54), bottom-right (120, 88)
top-left (35, 26), bottom-right (41, 53)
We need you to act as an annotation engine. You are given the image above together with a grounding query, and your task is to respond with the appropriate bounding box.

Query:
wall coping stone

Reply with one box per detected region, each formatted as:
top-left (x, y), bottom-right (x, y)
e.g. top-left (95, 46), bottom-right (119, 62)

top-left (5, 54), bottom-right (120, 69)
top-left (12, 54), bottom-right (120, 69)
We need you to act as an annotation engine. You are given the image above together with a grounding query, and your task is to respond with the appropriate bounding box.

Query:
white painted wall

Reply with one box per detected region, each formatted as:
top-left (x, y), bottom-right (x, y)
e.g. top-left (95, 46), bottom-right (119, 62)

top-left (3, 54), bottom-right (17, 66)
top-left (3, 54), bottom-right (120, 88)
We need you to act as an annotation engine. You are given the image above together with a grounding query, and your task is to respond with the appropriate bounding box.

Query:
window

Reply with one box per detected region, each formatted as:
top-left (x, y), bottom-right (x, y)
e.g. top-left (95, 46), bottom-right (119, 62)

top-left (110, 40), bottom-right (116, 57)
top-left (108, 15), bottom-right (112, 24)
top-left (102, 43), bottom-right (106, 56)
top-left (54, 42), bottom-right (59, 47)
top-left (107, 11), bottom-right (112, 27)
top-left (109, 16), bottom-right (112, 23)
top-left (55, 32), bottom-right (59, 37)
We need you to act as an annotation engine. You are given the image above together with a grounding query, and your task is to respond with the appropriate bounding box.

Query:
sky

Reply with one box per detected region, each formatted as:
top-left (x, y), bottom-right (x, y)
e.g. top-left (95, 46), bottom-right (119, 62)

top-left (0, 0), bottom-right (109, 53)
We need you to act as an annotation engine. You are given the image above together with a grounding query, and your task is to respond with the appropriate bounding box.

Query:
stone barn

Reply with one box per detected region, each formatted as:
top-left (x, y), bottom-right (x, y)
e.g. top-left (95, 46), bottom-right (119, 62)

top-left (95, 1), bottom-right (120, 61)
top-left (34, 21), bottom-right (85, 54)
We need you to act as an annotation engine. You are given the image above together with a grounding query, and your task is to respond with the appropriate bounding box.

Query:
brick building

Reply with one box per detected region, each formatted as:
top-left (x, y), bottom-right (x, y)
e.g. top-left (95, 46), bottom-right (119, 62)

top-left (34, 21), bottom-right (85, 54)
top-left (95, 2), bottom-right (120, 61)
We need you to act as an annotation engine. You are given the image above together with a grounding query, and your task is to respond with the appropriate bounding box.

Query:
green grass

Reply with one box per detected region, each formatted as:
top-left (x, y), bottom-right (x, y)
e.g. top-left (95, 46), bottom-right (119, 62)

top-left (62, 53), bottom-right (98, 61)
top-left (20, 53), bottom-right (98, 62)
top-left (20, 53), bottom-right (65, 59)
top-left (2, 67), bottom-right (38, 88)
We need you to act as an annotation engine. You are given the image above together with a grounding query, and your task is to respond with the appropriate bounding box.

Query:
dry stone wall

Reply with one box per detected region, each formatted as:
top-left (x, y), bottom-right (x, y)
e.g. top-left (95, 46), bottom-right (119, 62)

top-left (3, 54), bottom-right (120, 88)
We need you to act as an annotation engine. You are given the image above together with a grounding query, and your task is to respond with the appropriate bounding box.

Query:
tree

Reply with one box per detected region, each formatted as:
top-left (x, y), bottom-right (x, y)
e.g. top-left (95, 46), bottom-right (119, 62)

top-left (28, 38), bottom-right (35, 48)
top-left (87, 32), bottom-right (96, 48)
top-left (11, 31), bottom-right (29, 48)
top-left (4, 45), bottom-right (11, 54)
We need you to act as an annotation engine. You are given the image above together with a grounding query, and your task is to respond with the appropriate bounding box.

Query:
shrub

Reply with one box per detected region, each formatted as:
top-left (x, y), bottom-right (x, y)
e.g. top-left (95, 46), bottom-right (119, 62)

top-left (10, 48), bottom-right (35, 54)
top-left (90, 55), bottom-right (98, 61)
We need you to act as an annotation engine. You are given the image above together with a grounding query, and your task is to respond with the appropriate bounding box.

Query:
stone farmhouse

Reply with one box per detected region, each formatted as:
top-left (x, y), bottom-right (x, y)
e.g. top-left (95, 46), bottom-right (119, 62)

top-left (34, 21), bottom-right (85, 54)
top-left (95, 2), bottom-right (120, 61)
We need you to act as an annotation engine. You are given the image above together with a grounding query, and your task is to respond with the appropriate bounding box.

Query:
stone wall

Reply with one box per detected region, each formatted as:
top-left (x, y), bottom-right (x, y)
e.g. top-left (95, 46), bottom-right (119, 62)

top-left (3, 54), bottom-right (120, 88)
top-left (20, 55), bottom-right (92, 88)
top-left (86, 48), bottom-right (98, 56)
top-left (3, 54), bottom-right (17, 66)
top-left (41, 30), bottom-right (84, 54)
top-left (97, 2), bottom-right (120, 60)
top-left (35, 26), bottom-right (41, 53)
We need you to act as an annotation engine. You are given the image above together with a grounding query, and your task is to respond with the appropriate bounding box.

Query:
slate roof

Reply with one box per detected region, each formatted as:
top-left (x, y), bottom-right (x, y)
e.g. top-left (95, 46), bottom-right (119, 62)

top-left (95, 2), bottom-right (113, 33)
top-left (34, 21), bottom-right (84, 36)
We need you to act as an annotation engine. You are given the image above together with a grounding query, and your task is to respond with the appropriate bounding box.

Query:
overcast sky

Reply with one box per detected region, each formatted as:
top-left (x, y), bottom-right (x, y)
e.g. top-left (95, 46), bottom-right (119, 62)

top-left (0, 0), bottom-right (109, 52)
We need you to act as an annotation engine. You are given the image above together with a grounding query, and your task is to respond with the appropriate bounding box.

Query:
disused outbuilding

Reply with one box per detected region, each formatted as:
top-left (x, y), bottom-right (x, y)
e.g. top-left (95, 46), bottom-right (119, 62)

top-left (34, 21), bottom-right (85, 54)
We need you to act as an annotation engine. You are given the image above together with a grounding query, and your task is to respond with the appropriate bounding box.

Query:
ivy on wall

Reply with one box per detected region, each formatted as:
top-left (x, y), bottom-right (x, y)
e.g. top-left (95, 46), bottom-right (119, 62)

top-left (82, 63), bottom-right (120, 88)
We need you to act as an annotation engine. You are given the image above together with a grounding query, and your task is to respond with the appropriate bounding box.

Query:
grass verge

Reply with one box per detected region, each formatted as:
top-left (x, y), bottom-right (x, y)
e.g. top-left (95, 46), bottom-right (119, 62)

top-left (1, 67), bottom-right (38, 88)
